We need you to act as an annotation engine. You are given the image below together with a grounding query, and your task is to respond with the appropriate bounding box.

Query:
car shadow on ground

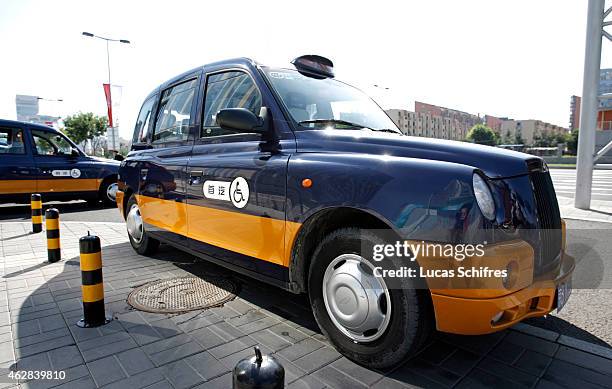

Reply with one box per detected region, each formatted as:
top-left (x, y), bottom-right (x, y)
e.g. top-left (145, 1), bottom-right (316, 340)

top-left (6, 237), bottom-right (612, 388)
top-left (0, 201), bottom-right (114, 221)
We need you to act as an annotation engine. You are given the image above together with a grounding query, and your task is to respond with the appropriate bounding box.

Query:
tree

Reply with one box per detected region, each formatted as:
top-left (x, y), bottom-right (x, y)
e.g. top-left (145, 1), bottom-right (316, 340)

top-left (514, 129), bottom-right (525, 145)
top-left (63, 112), bottom-right (107, 146)
top-left (90, 135), bottom-right (107, 156)
top-left (566, 129), bottom-right (579, 155)
top-left (533, 131), bottom-right (566, 148)
top-left (466, 124), bottom-right (497, 146)
top-left (504, 130), bottom-right (512, 144)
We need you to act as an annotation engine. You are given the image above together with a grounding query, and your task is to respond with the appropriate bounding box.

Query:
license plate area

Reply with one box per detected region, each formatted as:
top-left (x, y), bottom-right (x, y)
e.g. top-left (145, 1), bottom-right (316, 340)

top-left (556, 278), bottom-right (572, 313)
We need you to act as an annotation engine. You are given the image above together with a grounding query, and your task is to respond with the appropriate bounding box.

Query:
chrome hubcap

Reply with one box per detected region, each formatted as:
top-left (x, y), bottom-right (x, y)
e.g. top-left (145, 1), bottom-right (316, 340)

top-left (322, 254), bottom-right (391, 342)
top-left (106, 183), bottom-right (119, 202)
top-left (126, 204), bottom-right (144, 243)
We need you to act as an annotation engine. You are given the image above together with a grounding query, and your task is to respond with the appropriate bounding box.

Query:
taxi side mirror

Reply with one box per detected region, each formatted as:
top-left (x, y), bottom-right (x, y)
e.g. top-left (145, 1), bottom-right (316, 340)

top-left (216, 108), bottom-right (266, 134)
top-left (70, 148), bottom-right (80, 158)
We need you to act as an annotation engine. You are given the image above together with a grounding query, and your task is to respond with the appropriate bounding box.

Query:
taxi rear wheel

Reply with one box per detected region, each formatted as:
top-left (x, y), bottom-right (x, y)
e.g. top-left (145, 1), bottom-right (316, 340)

top-left (126, 195), bottom-right (159, 255)
top-left (308, 228), bottom-right (433, 369)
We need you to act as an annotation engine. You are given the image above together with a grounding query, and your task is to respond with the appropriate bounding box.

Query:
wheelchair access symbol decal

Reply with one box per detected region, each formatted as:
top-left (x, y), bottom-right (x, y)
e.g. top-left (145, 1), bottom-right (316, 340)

top-left (203, 177), bottom-right (250, 209)
top-left (229, 177), bottom-right (249, 208)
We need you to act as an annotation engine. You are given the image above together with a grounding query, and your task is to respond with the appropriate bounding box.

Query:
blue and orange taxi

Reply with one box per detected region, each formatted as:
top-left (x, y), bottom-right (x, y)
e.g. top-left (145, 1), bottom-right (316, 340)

top-left (0, 120), bottom-right (119, 205)
top-left (117, 56), bottom-right (574, 368)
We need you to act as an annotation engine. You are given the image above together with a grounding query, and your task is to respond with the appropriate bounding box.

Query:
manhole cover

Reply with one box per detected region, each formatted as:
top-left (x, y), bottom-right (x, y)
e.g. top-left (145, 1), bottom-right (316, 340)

top-left (127, 276), bottom-right (238, 313)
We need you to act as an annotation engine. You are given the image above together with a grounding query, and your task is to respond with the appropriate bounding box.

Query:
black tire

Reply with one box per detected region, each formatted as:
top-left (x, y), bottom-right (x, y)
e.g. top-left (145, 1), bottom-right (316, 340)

top-left (308, 228), bottom-right (433, 369)
top-left (99, 177), bottom-right (118, 207)
top-left (126, 194), bottom-right (160, 256)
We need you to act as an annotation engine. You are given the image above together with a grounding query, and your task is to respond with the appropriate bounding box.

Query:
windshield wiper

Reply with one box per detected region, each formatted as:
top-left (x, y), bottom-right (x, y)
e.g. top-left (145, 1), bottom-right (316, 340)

top-left (377, 128), bottom-right (403, 134)
top-left (298, 119), bottom-right (402, 134)
top-left (298, 119), bottom-right (372, 130)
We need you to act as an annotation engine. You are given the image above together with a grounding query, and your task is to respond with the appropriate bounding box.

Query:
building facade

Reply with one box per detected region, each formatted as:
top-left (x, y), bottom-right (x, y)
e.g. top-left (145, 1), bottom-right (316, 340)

top-left (569, 95), bottom-right (581, 131)
top-left (15, 94), bottom-right (61, 128)
top-left (500, 119), bottom-right (568, 146)
top-left (569, 69), bottom-right (612, 131)
top-left (484, 115), bottom-right (504, 134)
top-left (598, 68), bottom-right (612, 130)
top-left (386, 109), bottom-right (468, 140)
top-left (415, 101), bottom-right (482, 137)
top-left (388, 102), bottom-right (568, 145)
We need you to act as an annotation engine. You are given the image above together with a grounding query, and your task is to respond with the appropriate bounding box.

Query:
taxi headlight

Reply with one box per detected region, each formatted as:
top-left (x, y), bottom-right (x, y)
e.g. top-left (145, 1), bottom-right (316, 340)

top-left (473, 173), bottom-right (495, 220)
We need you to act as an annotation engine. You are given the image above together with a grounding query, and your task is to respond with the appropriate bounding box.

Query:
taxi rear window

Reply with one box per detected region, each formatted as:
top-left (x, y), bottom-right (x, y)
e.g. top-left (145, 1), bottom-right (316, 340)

top-left (0, 127), bottom-right (26, 154)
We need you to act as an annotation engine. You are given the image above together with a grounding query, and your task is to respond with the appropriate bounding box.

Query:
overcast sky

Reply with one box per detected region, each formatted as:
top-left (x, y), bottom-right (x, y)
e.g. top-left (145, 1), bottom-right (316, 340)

top-left (1, 0), bottom-right (611, 139)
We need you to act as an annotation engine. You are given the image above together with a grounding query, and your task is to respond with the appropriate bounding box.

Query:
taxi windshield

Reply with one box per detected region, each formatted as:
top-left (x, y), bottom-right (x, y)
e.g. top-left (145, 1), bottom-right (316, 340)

top-left (262, 67), bottom-right (401, 133)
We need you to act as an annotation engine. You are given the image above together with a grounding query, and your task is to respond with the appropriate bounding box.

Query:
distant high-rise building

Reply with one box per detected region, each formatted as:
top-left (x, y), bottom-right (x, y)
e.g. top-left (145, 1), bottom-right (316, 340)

top-left (570, 69), bottom-right (612, 131)
top-left (15, 95), bottom-right (39, 121)
top-left (15, 94), bottom-right (60, 127)
top-left (598, 69), bottom-right (612, 130)
top-left (569, 95), bottom-right (581, 131)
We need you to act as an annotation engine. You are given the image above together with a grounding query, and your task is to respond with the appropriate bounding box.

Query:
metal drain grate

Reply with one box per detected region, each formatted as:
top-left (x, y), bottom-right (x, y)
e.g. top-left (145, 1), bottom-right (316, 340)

top-left (127, 276), bottom-right (238, 313)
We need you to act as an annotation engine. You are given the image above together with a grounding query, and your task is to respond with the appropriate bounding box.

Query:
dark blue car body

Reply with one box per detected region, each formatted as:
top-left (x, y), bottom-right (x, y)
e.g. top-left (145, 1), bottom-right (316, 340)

top-left (0, 119), bottom-right (119, 204)
top-left (117, 57), bottom-right (561, 287)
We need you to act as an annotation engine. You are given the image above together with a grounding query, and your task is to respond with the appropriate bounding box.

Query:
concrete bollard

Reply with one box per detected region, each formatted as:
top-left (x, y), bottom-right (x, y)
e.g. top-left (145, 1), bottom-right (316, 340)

top-left (45, 208), bottom-right (61, 262)
top-left (77, 233), bottom-right (112, 328)
top-left (31, 194), bottom-right (42, 233)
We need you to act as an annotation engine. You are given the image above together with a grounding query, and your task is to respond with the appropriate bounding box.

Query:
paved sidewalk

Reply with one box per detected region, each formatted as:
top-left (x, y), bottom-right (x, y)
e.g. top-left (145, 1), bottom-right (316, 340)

top-left (558, 197), bottom-right (612, 224)
top-left (0, 222), bottom-right (611, 388)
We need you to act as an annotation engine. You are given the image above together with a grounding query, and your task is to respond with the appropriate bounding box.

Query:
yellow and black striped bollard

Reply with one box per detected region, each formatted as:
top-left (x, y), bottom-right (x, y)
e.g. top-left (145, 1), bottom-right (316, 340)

top-left (77, 233), bottom-right (111, 328)
top-left (31, 194), bottom-right (42, 233)
top-left (45, 208), bottom-right (61, 263)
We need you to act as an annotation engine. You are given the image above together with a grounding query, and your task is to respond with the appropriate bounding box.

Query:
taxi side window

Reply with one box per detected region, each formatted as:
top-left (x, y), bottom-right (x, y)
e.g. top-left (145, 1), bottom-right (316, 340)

top-left (201, 71), bottom-right (262, 138)
top-left (31, 130), bottom-right (72, 156)
top-left (0, 127), bottom-right (26, 154)
top-left (133, 96), bottom-right (155, 144)
top-left (152, 79), bottom-right (197, 144)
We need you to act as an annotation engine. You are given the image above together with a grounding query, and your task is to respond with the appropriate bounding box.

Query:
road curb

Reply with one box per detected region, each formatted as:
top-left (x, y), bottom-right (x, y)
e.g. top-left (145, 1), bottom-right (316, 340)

top-left (513, 323), bottom-right (612, 361)
top-left (549, 165), bottom-right (612, 170)
top-left (562, 216), bottom-right (612, 224)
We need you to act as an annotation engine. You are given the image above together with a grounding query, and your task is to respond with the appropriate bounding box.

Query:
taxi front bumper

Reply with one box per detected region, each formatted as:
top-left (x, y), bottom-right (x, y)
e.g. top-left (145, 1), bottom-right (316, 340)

top-left (430, 249), bottom-right (575, 335)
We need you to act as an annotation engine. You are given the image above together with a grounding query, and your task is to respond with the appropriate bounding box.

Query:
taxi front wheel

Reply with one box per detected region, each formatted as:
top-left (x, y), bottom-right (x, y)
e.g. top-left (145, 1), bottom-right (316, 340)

top-left (100, 178), bottom-right (119, 207)
top-left (126, 195), bottom-right (159, 255)
top-left (308, 228), bottom-right (433, 369)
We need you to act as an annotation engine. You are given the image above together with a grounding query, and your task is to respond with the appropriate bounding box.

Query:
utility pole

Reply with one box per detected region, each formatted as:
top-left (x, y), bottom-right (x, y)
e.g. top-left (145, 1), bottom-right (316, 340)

top-left (575, 0), bottom-right (610, 209)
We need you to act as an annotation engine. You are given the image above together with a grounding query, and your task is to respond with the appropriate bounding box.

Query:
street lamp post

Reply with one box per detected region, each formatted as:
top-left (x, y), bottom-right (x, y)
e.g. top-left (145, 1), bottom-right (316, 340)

top-left (36, 97), bottom-right (63, 102)
top-left (81, 32), bottom-right (130, 153)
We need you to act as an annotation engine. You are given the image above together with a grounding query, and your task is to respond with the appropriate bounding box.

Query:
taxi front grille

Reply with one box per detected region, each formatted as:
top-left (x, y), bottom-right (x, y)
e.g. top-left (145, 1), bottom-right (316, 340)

top-left (529, 165), bottom-right (562, 273)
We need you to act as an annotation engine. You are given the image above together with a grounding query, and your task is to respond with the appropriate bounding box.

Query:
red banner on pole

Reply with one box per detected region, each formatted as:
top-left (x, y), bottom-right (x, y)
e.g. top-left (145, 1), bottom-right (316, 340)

top-left (103, 83), bottom-right (113, 128)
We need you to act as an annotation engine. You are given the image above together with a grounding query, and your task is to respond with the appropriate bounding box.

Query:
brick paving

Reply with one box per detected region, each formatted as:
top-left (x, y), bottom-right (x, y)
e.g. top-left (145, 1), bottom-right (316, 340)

top-left (0, 221), bottom-right (610, 388)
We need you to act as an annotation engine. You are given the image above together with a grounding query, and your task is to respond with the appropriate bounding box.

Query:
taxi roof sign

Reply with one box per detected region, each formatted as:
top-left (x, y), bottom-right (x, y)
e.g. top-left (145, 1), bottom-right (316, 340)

top-left (291, 55), bottom-right (334, 79)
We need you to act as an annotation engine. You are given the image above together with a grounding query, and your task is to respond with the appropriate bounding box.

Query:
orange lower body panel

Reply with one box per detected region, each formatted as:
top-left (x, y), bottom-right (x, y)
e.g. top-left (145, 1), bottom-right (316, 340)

top-left (432, 251), bottom-right (574, 335)
top-left (0, 178), bottom-right (101, 195)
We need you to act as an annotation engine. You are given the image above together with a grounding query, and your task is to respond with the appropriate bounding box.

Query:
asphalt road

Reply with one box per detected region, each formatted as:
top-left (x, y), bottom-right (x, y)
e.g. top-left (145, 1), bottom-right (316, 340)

top-left (550, 168), bottom-right (612, 202)
top-left (527, 218), bottom-right (612, 347)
